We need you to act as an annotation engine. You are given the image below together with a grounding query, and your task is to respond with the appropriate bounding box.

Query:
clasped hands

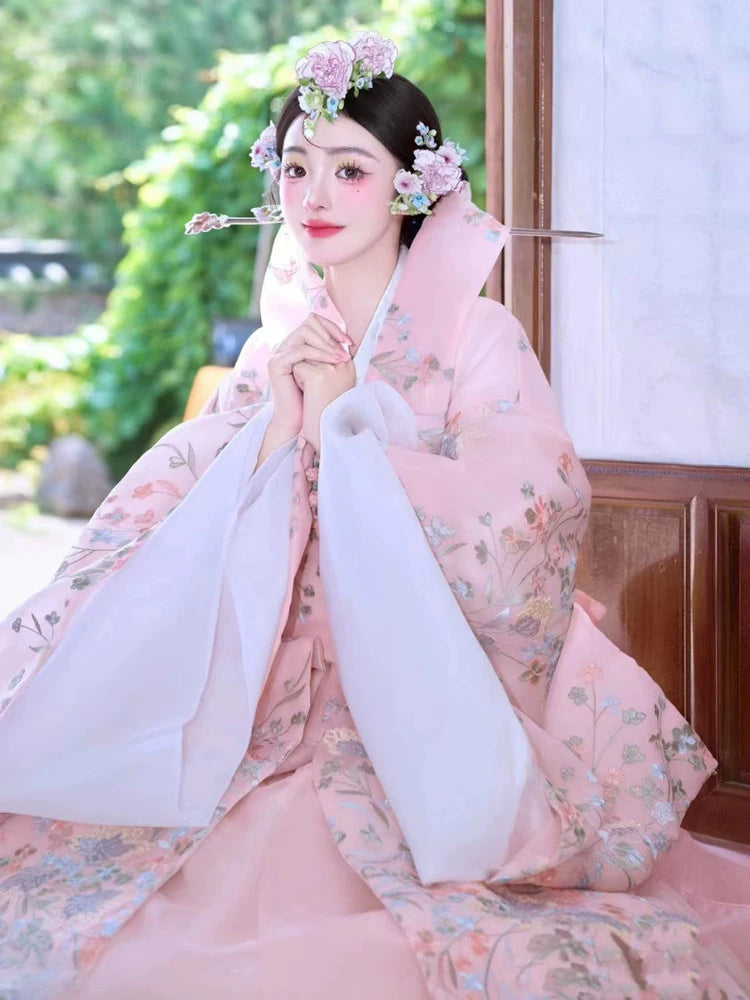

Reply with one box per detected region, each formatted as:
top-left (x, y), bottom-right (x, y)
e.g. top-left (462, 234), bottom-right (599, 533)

top-left (265, 313), bottom-right (356, 455)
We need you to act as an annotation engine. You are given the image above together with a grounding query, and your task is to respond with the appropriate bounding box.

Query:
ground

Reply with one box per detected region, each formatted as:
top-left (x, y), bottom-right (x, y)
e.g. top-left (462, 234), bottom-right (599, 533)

top-left (0, 503), bottom-right (86, 620)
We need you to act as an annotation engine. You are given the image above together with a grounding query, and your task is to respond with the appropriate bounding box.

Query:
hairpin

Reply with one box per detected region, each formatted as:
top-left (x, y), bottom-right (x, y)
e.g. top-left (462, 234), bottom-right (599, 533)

top-left (184, 209), bottom-right (603, 240)
top-left (184, 206), bottom-right (284, 234)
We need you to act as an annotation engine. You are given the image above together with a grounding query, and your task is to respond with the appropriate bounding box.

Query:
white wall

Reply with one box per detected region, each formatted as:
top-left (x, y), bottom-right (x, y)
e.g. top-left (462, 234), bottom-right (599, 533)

top-left (551, 0), bottom-right (750, 466)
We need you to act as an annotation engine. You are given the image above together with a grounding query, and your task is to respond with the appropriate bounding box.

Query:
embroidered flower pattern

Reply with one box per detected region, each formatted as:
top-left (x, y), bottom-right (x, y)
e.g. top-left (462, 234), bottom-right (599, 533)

top-left (370, 348), bottom-right (454, 392)
top-left (314, 704), bottom-right (728, 999)
top-left (418, 456), bottom-right (587, 695)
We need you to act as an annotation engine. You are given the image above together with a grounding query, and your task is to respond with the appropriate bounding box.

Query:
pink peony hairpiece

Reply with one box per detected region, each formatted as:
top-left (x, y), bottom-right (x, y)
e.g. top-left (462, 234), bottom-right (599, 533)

top-left (295, 30), bottom-right (398, 139)
top-left (249, 121), bottom-right (281, 182)
top-left (389, 122), bottom-right (468, 216)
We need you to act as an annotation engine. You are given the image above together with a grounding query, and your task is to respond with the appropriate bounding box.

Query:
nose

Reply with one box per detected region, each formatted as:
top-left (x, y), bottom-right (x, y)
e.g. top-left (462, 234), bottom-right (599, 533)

top-left (302, 171), bottom-right (332, 212)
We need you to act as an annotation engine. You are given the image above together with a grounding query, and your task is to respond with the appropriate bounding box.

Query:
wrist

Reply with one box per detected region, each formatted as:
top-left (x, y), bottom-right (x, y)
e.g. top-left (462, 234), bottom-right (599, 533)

top-left (268, 413), bottom-right (300, 439)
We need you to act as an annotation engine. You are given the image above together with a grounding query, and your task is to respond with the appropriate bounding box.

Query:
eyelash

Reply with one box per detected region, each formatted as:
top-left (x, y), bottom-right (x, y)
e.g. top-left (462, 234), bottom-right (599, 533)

top-left (281, 160), bottom-right (366, 183)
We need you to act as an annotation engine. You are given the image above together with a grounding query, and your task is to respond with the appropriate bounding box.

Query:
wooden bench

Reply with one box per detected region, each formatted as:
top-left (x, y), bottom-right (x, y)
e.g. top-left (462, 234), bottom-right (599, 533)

top-left (183, 365), bottom-right (231, 421)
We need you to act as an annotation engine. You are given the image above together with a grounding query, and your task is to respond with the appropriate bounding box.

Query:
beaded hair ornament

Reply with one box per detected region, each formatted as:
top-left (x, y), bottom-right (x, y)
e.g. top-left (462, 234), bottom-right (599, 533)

top-left (184, 29), bottom-right (468, 235)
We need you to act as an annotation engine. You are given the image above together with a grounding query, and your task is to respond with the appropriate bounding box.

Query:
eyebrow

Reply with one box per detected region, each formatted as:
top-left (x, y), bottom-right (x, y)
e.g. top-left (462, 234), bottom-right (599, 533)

top-left (283, 144), bottom-right (380, 161)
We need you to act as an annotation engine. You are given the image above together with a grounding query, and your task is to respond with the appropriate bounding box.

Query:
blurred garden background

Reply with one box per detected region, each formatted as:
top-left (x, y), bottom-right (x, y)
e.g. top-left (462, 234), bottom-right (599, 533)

top-left (0, 0), bottom-right (487, 612)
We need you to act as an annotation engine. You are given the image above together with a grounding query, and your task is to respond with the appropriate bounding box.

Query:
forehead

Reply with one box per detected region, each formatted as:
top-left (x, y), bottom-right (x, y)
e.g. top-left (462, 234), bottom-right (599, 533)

top-left (282, 113), bottom-right (384, 160)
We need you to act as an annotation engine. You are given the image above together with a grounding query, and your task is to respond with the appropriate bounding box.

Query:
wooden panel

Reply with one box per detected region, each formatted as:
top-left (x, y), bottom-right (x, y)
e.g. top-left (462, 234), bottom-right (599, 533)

top-left (578, 460), bottom-right (750, 847)
top-left (578, 499), bottom-right (688, 714)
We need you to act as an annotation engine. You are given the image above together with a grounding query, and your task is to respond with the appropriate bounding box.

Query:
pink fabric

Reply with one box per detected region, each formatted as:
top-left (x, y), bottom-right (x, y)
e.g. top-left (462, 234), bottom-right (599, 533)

top-left (638, 832), bottom-right (750, 992)
top-left (0, 182), bottom-right (749, 999)
top-left (64, 762), bottom-right (429, 1000)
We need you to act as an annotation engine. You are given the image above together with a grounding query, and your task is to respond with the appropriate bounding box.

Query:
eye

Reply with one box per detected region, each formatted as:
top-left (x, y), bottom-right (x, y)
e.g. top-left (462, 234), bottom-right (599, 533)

top-left (337, 161), bottom-right (365, 182)
top-left (281, 161), bottom-right (305, 179)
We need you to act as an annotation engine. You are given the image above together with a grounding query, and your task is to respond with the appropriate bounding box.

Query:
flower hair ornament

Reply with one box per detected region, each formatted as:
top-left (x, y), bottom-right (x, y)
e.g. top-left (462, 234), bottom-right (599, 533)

top-left (184, 118), bottom-right (467, 235)
top-left (294, 30), bottom-right (398, 139)
top-left (249, 121), bottom-right (281, 183)
top-left (185, 30), bottom-right (603, 240)
top-left (391, 122), bottom-right (467, 216)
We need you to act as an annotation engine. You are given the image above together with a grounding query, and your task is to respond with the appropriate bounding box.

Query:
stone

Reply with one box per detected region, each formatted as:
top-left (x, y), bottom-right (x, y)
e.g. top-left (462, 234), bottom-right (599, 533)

top-left (36, 434), bottom-right (112, 517)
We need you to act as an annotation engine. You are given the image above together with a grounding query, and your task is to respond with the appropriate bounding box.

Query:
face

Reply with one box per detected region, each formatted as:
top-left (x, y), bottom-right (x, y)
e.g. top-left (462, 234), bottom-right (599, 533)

top-left (278, 112), bottom-right (403, 267)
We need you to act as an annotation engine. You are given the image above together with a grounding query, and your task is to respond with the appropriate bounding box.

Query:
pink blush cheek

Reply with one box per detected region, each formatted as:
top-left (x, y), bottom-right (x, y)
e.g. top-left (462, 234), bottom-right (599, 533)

top-left (280, 180), bottom-right (305, 209)
top-left (339, 178), bottom-right (378, 206)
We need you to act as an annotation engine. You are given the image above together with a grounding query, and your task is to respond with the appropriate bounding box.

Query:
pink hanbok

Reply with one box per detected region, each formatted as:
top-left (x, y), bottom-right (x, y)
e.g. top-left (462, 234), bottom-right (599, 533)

top-left (1, 183), bottom-right (749, 999)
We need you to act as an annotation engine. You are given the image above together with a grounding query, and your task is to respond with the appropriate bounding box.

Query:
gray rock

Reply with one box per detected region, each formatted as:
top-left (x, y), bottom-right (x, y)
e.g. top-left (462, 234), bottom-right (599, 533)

top-left (36, 434), bottom-right (112, 517)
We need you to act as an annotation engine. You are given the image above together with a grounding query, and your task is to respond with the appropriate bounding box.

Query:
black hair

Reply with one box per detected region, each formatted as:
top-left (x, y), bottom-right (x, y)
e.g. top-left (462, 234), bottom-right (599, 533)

top-left (271, 73), bottom-right (469, 248)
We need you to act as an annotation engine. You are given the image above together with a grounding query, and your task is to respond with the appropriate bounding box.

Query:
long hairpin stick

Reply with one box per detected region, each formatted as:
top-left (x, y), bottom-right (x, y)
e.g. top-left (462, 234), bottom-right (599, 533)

top-left (184, 207), bottom-right (284, 234)
top-left (184, 210), bottom-right (603, 239)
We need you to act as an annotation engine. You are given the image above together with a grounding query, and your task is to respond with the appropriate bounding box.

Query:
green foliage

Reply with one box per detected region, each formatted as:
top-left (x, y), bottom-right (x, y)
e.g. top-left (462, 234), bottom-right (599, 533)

top-left (0, 0), bottom-right (381, 274)
top-left (0, 327), bottom-right (115, 468)
top-left (0, 0), bottom-right (487, 477)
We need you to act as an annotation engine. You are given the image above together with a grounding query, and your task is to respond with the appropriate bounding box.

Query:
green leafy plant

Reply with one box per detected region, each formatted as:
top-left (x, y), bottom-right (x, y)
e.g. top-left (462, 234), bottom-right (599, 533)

top-left (0, 0), bottom-right (486, 478)
top-left (0, 326), bottom-right (115, 468)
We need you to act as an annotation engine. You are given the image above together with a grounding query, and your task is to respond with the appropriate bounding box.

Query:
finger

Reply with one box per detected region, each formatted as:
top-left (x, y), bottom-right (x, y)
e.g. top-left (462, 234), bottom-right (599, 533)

top-left (285, 322), bottom-right (346, 359)
top-left (306, 314), bottom-right (352, 348)
top-left (275, 344), bottom-right (346, 371)
top-left (300, 317), bottom-right (347, 353)
top-left (303, 327), bottom-right (350, 361)
top-left (271, 342), bottom-right (341, 370)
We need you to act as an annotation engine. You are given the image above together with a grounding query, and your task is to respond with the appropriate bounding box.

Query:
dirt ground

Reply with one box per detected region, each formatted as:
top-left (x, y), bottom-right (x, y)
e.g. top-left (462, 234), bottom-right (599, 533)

top-left (0, 505), bottom-right (86, 620)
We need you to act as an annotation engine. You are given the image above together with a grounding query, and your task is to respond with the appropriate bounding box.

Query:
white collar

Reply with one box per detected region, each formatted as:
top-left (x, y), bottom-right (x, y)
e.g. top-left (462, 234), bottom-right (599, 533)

top-left (354, 244), bottom-right (409, 385)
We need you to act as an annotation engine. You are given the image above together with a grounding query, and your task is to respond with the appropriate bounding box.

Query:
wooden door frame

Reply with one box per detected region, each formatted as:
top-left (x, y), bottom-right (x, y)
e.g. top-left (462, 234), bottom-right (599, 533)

top-left (485, 0), bottom-right (554, 378)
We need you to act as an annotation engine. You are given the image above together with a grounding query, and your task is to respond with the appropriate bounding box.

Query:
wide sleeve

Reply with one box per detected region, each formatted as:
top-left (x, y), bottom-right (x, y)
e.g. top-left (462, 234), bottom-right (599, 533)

top-left (316, 298), bottom-right (717, 891)
top-left (0, 329), bottom-right (299, 828)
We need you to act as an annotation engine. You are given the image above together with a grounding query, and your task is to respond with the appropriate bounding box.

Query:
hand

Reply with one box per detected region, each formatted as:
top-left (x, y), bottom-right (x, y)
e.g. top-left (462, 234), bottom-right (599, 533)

top-left (266, 314), bottom-right (352, 435)
top-left (293, 358), bottom-right (356, 453)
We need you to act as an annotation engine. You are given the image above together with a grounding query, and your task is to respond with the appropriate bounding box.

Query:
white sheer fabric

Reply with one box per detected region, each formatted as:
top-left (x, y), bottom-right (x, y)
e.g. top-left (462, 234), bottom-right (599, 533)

top-left (317, 381), bottom-right (547, 885)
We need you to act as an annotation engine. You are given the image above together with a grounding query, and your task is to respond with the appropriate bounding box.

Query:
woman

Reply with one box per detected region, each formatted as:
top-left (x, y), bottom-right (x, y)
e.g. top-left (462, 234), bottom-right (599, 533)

top-left (1, 31), bottom-right (749, 1000)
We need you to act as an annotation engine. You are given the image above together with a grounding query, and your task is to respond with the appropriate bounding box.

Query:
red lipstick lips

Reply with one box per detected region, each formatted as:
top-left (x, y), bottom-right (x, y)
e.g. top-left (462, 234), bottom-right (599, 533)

top-left (303, 219), bottom-right (344, 239)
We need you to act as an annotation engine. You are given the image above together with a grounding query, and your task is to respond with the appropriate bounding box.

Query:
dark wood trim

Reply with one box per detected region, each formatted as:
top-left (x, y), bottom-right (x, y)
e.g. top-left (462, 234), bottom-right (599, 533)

top-left (484, 0), bottom-right (554, 376)
top-left (485, 0), bottom-right (504, 303)
top-left (578, 458), bottom-right (750, 846)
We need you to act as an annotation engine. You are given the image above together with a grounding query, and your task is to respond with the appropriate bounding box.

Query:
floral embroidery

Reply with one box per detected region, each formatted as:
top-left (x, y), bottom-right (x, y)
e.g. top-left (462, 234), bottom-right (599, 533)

top-left (233, 367), bottom-right (268, 406)
top-left (462, 208), bottom-right (506, 244)
top-left (306, 454), bottom-right (320, 517)
top-left (269, 260), bottom-right (298, 284)
top-left (419, 401), bottom-right (518, 459)
top-left (380, 301), bottom-right (412, 343)
top-left (370, 348), bottom-right (454, 392)
top-left (415, 456), bottom-right (587, 696)
top-left (314, 712), bottom-right (732, 999)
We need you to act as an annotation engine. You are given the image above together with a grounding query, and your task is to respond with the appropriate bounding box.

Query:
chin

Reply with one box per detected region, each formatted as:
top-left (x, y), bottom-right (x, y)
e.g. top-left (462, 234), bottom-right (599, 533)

top-left (304, 240), bottom-right (367, 268)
